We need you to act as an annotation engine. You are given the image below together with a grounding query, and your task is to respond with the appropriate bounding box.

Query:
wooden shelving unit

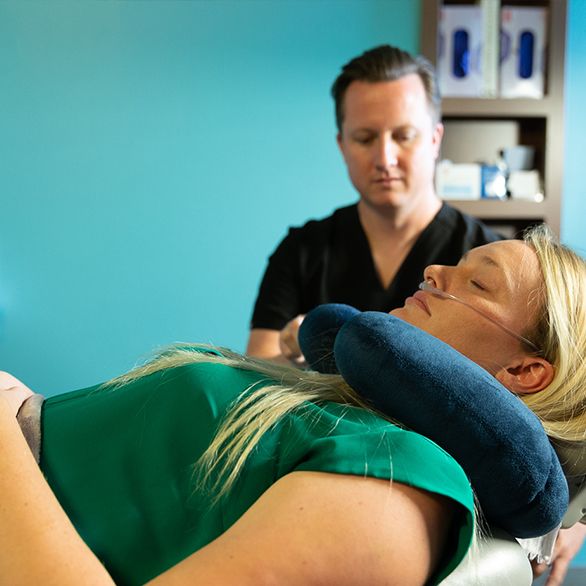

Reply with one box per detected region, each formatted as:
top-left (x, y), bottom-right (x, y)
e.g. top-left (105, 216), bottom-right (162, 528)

top-left (421, 0), bottom-right (566, 235)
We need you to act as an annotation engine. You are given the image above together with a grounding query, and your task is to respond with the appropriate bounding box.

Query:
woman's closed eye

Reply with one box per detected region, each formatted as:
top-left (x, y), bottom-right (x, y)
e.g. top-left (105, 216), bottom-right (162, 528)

top-left (470, 280), bottom-right (487, 291)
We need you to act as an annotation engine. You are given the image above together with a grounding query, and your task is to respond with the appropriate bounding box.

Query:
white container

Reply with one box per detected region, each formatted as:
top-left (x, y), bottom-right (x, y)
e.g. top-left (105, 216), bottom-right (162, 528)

top-left (508, 170), bottom-right (543, 201)
top-left (500, 7), bottom-right (547, 98)
top-left (436, 161), bottom-right (482, 200)
top-left (438, 6), bottom-right (484, 97)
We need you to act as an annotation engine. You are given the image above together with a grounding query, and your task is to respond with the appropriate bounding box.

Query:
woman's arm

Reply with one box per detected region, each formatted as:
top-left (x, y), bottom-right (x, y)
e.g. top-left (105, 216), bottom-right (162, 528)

top-left (0, 394), bottom-right (115, 585)
top-left (148, 471), bottom-right (455, 586)
top-left (0, 371), bottom-right (35, 415)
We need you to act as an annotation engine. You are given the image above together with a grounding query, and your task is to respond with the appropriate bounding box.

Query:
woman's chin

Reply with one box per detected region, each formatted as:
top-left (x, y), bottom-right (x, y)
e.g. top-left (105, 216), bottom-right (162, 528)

top-left (389, 306), bottom-right (421, 328)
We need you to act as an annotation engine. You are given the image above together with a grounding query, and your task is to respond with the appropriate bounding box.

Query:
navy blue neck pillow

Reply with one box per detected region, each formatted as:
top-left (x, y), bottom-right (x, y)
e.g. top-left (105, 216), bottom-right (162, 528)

top-left (298, 304), bottom-right (568, 538)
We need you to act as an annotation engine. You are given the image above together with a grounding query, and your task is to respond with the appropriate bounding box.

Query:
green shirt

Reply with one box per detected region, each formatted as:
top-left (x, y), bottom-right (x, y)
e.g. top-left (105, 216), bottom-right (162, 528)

top-left (41, 359), bottom-right (474, 585)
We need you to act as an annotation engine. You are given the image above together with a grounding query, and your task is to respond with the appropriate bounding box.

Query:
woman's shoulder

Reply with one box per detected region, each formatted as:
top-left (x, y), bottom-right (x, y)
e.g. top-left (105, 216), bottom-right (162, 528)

top-left (150, 470), bottom-right (461, 586)
top-left (277, 402), bottom-right (473, 527)
top-left (271, 405), bottom-right (476, 583)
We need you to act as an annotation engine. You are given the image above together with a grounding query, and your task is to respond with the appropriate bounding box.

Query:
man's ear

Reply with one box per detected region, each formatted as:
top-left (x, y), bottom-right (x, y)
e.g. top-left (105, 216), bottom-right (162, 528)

top-left (432, 122), bottom-right (444, 159)
top-left (495, 357), bottom-right (555, 395)
top-left (336, 131), bottom-right (343, 153)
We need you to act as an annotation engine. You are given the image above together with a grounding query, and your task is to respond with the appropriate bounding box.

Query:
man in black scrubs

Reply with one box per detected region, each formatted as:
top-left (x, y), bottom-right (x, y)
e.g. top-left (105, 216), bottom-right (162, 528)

top-left (247, 45), bottom-right (501, 363)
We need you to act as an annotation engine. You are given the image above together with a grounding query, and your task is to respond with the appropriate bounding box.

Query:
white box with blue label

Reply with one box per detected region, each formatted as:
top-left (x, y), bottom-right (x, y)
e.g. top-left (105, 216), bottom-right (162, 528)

top-left (500, 7), bottom-right (547, 98)
top-left (437, 161), bottom-right (507, 200)
top-left (436, 161), bottom-right (482, 200)
top-left (438, 6), bottom-right (484, 97)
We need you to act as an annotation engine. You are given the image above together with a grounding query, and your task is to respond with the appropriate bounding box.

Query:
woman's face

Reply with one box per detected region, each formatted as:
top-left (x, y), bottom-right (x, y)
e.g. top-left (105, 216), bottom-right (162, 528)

top-left (390, 240), bottom-right (543, 375)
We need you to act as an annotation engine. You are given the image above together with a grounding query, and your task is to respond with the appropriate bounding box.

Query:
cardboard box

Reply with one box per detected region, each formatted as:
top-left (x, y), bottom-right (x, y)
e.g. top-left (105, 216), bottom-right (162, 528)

top-left (438, 6), bottom-right (484, 97)
top-left (500, 7), bottom-right (547, 98)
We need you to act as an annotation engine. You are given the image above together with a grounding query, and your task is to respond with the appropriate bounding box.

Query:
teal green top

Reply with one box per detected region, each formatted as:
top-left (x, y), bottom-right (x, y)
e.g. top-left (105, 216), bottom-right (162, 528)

top-left (40, 358), bottom-right (474, 585)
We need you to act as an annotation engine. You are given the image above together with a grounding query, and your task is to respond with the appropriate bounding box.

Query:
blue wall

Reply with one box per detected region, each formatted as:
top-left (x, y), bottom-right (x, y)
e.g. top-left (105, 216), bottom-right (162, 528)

top-left (562, 0), bottom-right (586, 256)
top-left (0, 0), bottom-right (419, 393)
top-left (5, 0), bottom-right (583, 393)
top-left (560, 0), bottom-right (586, 566)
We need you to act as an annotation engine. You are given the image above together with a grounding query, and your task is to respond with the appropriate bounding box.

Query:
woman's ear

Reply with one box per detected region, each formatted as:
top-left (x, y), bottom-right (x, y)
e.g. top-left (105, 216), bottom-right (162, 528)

top-left (495, 357), bottom-right (555, 395)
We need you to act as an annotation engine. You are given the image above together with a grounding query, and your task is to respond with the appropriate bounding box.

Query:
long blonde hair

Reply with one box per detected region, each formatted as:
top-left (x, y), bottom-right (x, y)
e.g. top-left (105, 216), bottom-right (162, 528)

top-left (108, 346), bottom-right (368, 500)
top-left (521, 224), bottom-right (586, 442)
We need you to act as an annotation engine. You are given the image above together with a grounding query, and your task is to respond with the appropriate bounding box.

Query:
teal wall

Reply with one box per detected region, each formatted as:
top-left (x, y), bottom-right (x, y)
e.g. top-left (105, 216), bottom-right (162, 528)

top-left (563, 0), bottom-right (586, 257)
top-left (0, 0), bottom-right (419, 393)
top-left (561, 1), bottom-right (586, 566)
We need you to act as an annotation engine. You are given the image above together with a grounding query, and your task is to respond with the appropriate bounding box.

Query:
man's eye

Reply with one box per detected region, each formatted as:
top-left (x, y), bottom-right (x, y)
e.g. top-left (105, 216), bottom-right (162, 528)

top-left (355, 136), bottom-right (374, 145)
top-left (471, 280), bottom-right (485, 291)
top-left (395, 130), bottom-right (417, 143)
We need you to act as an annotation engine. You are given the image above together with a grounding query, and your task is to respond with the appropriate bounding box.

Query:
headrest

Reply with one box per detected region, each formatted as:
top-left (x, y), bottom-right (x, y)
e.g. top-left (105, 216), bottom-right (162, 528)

top-left (299, 304), bottom-right (569, 538)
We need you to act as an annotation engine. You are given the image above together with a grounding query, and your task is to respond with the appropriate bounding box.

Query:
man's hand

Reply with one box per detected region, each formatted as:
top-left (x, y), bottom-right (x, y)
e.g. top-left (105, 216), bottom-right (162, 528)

top-left (532, 523), bottom-right (586, 585)
top-left (279, 315), bottom-right (306, 365)
top-left (0, 371), bottom-right (35, 417)
top-left (247, 317), bottom-right (307, 366)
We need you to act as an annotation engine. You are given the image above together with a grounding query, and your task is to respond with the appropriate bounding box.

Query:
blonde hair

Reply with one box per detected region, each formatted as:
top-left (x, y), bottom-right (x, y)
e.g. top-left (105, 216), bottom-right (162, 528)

top-left (521, 224), bottom-right (586, 442)
top-left (108, 345), bottom-right (368, 501)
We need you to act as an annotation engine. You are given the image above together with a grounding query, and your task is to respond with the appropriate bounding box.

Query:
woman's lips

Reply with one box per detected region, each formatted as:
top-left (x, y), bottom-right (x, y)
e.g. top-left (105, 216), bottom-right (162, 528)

top-left (406, 291), bottom-right (431, 315)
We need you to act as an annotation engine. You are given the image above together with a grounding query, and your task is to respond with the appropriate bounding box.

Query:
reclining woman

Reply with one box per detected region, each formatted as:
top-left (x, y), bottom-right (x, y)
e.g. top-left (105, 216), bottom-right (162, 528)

top-left (0, 225), bottom-right (584, 586)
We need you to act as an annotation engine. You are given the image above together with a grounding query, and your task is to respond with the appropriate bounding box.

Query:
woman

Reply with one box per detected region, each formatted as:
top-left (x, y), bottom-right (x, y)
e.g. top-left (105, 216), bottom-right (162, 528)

top-left (0, 225), bottom-right (584, 585)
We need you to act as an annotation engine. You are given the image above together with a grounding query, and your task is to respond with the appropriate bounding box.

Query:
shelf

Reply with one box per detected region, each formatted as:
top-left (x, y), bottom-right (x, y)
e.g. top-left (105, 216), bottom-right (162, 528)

top-left (442, 97), bottom-right (553, 118)
top-left (421, 0), bottom-right (566, 234)
top-left (444, 199), bottom-right (549, 220)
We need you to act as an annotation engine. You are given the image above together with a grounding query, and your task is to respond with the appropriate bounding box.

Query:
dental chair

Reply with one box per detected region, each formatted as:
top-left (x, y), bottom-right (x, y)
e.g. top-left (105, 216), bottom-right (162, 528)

top-left (441, 449), bottom-right (586, 585)
top-left (298, 304), bottom-right (586, 586)
top-left (441, 501), bottom-right (586, 585)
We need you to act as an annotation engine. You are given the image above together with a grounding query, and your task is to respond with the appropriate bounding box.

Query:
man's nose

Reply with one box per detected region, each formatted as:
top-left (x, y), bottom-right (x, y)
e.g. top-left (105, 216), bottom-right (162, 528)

top-left (375, 136), bottom-right (398, 169)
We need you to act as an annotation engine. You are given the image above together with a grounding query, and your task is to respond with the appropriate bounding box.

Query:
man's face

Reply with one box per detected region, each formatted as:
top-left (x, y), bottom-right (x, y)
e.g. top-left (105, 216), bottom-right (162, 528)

top-left (337, 75), bottom-right (443, 212)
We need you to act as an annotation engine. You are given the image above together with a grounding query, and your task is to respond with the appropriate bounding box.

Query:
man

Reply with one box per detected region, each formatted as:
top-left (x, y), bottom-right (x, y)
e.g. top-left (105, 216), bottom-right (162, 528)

top-left (247, 45), bottom-right (501, 362)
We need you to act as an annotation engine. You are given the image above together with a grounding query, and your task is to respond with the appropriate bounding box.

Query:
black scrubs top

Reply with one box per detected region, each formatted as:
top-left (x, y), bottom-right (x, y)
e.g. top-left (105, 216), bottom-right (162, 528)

top-left (251, 203), bottom-right (502, 330)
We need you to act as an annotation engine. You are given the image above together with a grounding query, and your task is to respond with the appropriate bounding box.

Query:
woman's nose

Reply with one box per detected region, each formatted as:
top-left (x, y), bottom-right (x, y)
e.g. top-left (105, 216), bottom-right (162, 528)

top-left (423, 265), bottom-right (445, 289)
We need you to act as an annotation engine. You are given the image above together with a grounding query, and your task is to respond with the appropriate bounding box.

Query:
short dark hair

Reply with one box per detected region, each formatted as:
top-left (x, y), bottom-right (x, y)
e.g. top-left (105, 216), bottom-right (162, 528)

top-left (331, 45), bottom-right (441, 132)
